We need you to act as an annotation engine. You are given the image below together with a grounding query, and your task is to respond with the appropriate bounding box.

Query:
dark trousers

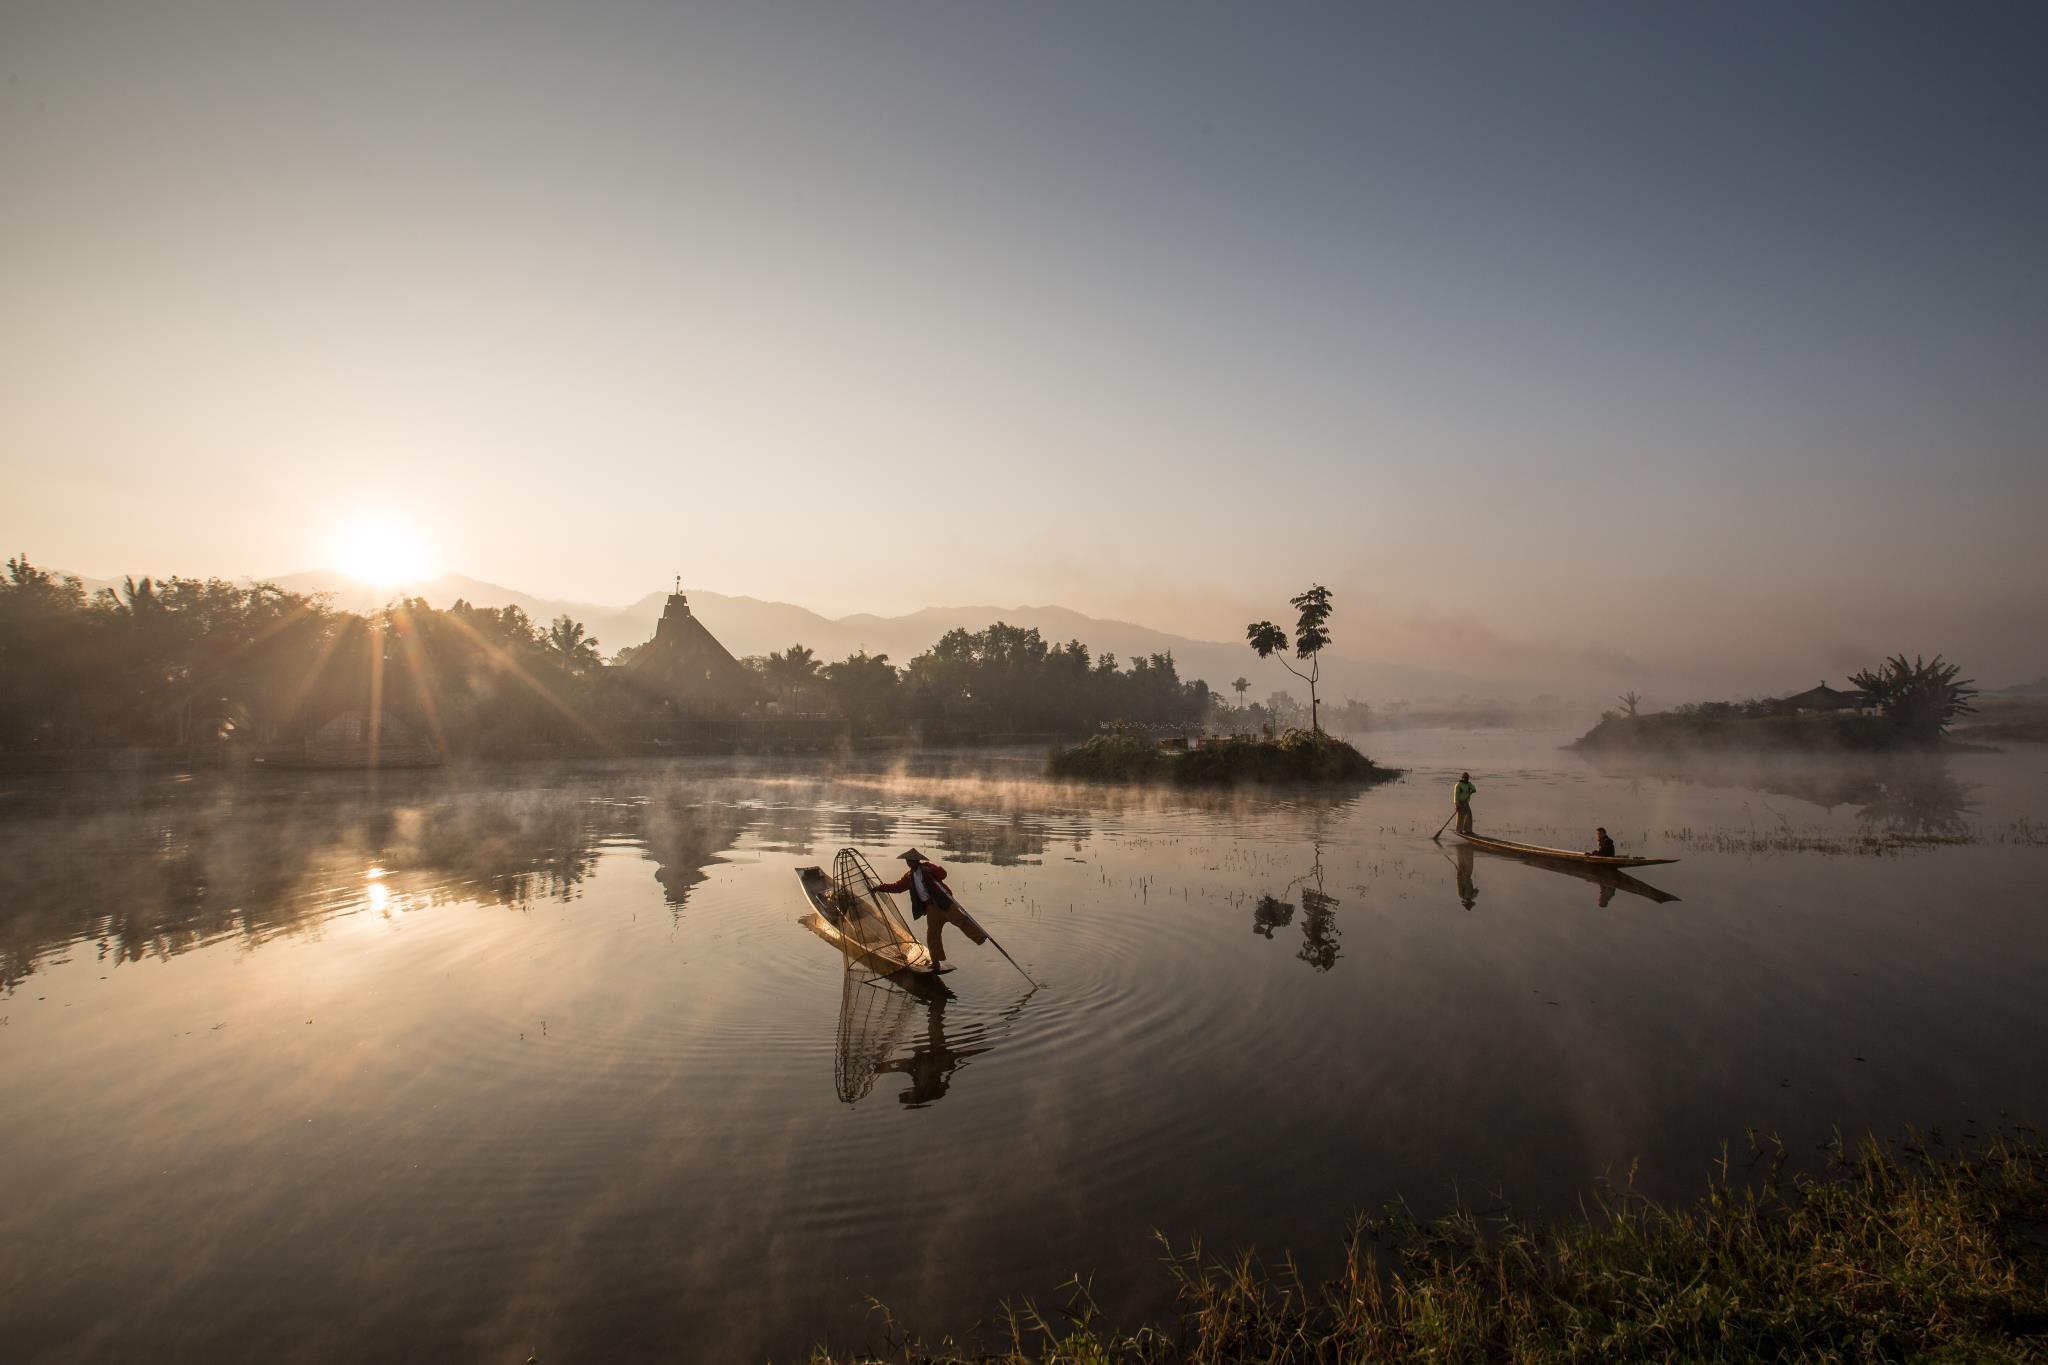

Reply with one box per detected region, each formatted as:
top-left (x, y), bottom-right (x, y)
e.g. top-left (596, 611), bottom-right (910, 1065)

top-left (1455, 802), bottom-right (1473, 834)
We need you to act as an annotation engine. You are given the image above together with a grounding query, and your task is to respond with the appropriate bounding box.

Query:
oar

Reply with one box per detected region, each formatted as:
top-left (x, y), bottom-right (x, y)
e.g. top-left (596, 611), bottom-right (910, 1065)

top-left (945, 892), bottom-right (1038, 988)
top-left (1432, 808), bottom-right (1458, 842)
top-left (982, 931), bottom-right (1038, 989)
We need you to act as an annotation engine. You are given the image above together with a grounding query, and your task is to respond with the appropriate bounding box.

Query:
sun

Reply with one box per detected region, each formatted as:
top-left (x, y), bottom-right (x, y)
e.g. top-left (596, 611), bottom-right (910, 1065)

top-left (330, 516), bottom-right (441, 588)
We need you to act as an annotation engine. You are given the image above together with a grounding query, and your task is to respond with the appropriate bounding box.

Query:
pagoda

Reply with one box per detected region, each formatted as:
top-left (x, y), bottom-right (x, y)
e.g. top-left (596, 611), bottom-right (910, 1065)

top-left (612, 580), bottom-right (760, 716)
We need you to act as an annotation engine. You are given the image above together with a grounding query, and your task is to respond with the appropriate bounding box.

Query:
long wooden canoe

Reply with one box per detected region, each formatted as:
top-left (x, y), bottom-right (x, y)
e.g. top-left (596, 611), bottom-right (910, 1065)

top-left (1456, 831), bottom-right (1678, 868)
top-left (795, 865), bottom-right (937, 977)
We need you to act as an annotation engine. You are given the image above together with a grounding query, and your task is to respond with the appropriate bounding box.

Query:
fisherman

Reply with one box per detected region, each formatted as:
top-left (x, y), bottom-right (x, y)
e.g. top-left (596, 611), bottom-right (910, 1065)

top-left (873, 848), bottom-right (968, 971)
top-left (1453, 772), bottom-right (1477, 834)
top-left (1589, 827), bottom-right (1617, 858)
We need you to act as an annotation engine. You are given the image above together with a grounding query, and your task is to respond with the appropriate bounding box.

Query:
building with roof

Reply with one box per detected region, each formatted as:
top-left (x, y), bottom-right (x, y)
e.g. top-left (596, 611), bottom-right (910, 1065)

top-left (1775, 681), bottom-right (1871, 714)
top-left (607, 584), bottom-right (761, 718)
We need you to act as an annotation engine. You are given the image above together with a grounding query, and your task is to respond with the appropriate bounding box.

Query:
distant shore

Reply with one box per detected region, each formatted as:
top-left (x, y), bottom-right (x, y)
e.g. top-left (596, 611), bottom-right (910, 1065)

top-left (1569, 711), bottom-right (1974, 755)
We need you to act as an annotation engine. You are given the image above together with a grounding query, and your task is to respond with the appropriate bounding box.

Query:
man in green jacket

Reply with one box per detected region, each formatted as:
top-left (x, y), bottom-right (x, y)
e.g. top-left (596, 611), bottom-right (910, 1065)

top-left (1453, 772), bottom-right (1477, 834)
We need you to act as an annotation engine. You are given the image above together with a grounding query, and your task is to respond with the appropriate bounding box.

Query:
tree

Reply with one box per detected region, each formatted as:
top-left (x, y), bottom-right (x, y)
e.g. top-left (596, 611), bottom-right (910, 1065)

top-left (1232, 676), bottom-right (1250, 709)
top-left (1618, 690), bottom-right (1642, 718)
top-left (544, 615), bottom-right (602, 671)
top-left (819, 650), bottom-right (900, 732)
top-left (1850, 654), bottom-right (1977, 740)
top-left (763, 644), bottom-right (821, 706)
top-left (1247, 584), bottom-right (1334, 733)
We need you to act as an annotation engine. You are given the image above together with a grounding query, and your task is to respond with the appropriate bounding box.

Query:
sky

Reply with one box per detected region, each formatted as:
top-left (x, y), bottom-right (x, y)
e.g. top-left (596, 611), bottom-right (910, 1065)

top-left (4, 1), bottom-right (2046, 694)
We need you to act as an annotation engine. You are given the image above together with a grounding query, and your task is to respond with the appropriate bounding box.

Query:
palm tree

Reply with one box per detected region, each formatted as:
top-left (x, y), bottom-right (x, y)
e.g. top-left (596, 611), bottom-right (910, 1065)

top-left (1232, 676), bottom-right (1250, 709)
top-left (545, 615), bottom-right (602, 670)
top-left (765, 644), bottom-right (822, 704)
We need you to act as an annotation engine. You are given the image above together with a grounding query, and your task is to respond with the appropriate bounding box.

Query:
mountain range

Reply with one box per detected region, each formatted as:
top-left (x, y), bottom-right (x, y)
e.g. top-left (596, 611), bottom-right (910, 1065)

top-left (254, 570), bottom-right (1492, 703)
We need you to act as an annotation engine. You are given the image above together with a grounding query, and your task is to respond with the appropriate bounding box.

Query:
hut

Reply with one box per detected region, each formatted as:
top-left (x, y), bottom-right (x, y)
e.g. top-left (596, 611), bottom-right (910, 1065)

top-left (1775, 681), bottom-right (1871, 715)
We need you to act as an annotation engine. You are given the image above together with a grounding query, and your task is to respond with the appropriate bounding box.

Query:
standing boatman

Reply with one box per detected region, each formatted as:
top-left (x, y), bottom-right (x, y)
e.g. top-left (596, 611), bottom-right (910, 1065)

top-left (1453, 772), bottom-right (1478, 834)
top-left (873, 848), bottom-right (972, 972)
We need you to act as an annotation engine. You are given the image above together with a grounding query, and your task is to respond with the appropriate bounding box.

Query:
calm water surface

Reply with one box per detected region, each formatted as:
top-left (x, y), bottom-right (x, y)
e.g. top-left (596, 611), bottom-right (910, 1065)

top-left (3, 731), bottom-right (2045, 1361)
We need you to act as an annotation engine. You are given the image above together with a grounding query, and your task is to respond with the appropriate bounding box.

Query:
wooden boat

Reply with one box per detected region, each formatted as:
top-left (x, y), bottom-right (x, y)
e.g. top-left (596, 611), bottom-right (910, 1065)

top-left (1455, 831), bottom-right (1677, 868)
top-left (795, 864), bottom-right (936, 977)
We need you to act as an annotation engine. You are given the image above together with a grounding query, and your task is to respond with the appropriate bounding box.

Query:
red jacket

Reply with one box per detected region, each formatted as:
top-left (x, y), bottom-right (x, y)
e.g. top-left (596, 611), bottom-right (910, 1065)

top-left (875, 861), bottom-right (951, 917)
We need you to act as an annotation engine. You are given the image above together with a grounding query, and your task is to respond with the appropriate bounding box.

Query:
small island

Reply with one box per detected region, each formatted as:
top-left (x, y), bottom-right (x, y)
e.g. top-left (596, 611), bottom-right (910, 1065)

top-left (1570, 654), bottom-right (1980, 754)
top-left (1049, 727), bottom-right (1401, 787)
top-left (1049, 584), bottom-right (1401, 787)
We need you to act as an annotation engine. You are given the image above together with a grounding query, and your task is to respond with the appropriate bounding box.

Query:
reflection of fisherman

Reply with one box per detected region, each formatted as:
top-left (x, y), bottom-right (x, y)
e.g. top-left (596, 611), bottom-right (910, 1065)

top-left (1453, 773), bottom-right (1477, 834)
top-left (879, 996), bottom-right (965, 1107)
top-left (1454, 842), bottom-right (1479, 909)
top-left (873, 848), bottom-right (971, 970)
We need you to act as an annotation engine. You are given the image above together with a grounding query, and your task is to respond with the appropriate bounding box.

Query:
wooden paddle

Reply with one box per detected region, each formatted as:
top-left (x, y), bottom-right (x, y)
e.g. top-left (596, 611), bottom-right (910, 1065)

top-left (1432, 808), bottom-right (1458, 842)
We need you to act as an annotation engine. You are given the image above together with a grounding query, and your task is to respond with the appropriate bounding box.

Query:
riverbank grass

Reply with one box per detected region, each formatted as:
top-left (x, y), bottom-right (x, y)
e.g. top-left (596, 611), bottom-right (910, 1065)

top-left (817, 1130), bottom-right (2048, 1362)
top-left (1048, 731), bottom-right (1399, 787)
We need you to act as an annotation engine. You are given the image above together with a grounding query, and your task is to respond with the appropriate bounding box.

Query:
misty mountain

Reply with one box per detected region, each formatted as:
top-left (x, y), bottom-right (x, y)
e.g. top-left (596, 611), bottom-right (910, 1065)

top-left (259, 572), bottom-right (1493, 702)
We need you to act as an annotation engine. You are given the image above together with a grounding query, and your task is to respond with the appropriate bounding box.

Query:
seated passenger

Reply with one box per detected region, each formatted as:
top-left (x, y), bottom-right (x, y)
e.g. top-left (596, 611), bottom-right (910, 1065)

top-left (1590, 827), bottom-right (1616, 858)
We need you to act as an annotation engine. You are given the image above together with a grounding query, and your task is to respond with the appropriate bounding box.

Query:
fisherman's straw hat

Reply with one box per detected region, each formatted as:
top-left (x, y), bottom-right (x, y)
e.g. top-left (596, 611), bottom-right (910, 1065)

top-left (898, 848), bottom-right (928, 864)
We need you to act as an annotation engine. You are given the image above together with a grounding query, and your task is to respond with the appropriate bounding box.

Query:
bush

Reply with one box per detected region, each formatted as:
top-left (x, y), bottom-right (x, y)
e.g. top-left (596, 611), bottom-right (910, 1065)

top-left (1049, 730), bottom-right (1397, 787)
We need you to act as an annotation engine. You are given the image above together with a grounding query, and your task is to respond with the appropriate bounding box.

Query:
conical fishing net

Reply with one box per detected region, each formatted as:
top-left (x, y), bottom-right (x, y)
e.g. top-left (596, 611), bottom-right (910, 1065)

top-left (834, 965), bottom-right (917, 1103)
top-left (829, 847), bottom-right (926, 970)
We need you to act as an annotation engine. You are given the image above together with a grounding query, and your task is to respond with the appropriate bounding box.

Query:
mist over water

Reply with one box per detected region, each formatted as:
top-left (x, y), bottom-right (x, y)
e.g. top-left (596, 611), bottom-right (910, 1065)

top-left (2, 732), bottom-right (2045, 1361)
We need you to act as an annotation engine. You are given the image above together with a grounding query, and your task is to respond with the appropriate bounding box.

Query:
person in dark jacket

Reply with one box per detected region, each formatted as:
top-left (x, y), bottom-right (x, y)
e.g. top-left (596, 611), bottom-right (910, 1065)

top-left (1590, 827), bottom-right (1616, 858)
top-left (873, 848), bottom-right (967, 970)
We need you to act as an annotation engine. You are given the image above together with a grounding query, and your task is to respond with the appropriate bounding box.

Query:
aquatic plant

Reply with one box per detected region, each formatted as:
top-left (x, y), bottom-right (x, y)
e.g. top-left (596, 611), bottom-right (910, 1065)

top-left (811, 1128), bottom-right (2048, 1362)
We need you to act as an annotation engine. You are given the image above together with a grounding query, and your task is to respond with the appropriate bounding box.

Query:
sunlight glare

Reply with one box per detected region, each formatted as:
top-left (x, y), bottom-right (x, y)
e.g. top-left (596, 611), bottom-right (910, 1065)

top-left (331, 518), bottom-right (439, 587)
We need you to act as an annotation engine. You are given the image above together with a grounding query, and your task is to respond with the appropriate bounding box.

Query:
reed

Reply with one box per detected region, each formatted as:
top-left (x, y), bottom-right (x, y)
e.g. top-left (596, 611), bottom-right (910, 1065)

top-left (809, 1128), bottom-right (2048, 1362)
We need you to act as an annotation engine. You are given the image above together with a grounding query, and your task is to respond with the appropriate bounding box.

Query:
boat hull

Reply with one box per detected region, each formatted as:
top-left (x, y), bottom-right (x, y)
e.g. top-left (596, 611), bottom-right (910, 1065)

top-left (796, 866), bottom-right (935, 976)
top-left (1455, 832), bottom-right (1677, 868)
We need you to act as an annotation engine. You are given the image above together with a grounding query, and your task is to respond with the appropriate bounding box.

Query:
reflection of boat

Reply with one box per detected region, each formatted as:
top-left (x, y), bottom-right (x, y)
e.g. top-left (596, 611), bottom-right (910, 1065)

top-left (1454, 837), bottom-right (1680, 906)
top-left (1456, 832), bottom-right (1676, 868)
top-left (795, 858), bottom-right (935, 977)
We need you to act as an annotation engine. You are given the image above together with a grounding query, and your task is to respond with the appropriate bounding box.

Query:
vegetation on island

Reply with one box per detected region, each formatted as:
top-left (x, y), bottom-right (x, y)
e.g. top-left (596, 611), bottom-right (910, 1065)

top-left (1051, 590), bottom-right (1398, 786)
top-left (815, 1128), bottom-right (2048, 1363)
top-left (1048, 729), bottom-right (1397, 787)
top-left (1572, 654), bottom-right (1980, 754)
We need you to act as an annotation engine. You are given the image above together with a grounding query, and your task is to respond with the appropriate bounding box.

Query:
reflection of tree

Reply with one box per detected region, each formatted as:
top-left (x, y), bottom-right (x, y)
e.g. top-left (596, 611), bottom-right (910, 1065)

top-left (1251, 895), bottom-right (1295, 938)
top-left (0, 781), bottom-right (740, 992)
top-left (935, 815), bottom-right (1048, 867)
top-left (1855, 758), bottom-right (1978, 836)
top-left (1252, 835), bottom-right (1342, 972)
top-left (1297, 884), bottom-right (1340, 972)
top-left (1577, 750), bottom-right (1978, 833)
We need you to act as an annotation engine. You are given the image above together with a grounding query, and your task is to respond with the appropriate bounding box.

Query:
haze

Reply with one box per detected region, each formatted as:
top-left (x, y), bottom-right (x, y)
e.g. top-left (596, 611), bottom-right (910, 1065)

top-left (5, 2), bottom-right (2045, 695)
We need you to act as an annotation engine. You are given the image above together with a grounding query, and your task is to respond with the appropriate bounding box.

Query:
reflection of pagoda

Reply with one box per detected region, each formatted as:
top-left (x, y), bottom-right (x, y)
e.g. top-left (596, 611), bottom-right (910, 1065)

top-left (613, 580), bottom-right (760, 716)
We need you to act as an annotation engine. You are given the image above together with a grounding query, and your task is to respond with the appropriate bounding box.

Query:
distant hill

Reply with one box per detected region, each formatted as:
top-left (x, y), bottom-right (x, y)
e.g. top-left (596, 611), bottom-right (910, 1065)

top-left (1988, 676), bottom-right (2048, 696)
top-left (255, 572), bottom-right (1493, 702)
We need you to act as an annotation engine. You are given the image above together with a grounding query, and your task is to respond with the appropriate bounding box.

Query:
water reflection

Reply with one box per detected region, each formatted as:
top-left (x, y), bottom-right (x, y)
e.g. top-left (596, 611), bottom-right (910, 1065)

top-left (1454, 842), bottom-right (1480, 909)
top-left (1447, 838), bottom-right (1681, 907)
top-left (831, 964), bottom-right (1034, 1108)
top-left (1251, 843), bottom-right (1342, 971)
top-left (0, 782), bottom-right (747, 991)
top-left (1578, 750), bottom-right (1980, 835)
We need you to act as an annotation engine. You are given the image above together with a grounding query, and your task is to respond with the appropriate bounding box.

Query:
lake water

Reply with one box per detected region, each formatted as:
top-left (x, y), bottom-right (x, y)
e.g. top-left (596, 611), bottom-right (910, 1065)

top-left (3, 731), bottom-right (2045, 1362)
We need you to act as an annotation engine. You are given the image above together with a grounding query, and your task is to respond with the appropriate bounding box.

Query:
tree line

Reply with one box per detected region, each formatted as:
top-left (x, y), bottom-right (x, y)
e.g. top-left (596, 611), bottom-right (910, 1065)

top-left (740, 621), bottom-right (1213, 736)
top-left (0, 556), bottom-right (1214, 753)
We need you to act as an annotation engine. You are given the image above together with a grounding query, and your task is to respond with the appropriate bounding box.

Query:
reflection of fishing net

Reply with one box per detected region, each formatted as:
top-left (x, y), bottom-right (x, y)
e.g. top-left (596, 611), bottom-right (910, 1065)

top-left (835, 966), bottom-right (917, 1104)
top-left (830, 847), bottom-right (924, 970)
